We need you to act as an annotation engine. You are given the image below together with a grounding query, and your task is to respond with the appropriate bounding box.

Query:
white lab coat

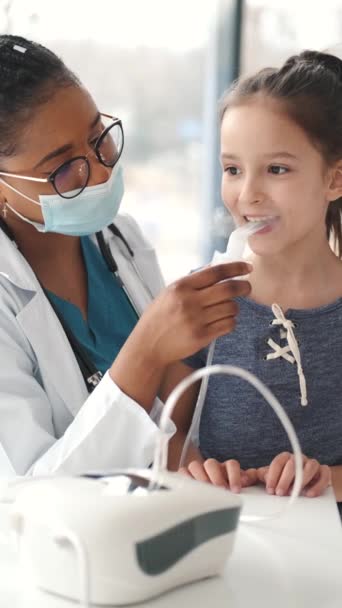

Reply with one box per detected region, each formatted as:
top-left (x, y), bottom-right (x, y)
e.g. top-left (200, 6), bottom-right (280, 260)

top-left (0, 213), bottom-right (175, 476)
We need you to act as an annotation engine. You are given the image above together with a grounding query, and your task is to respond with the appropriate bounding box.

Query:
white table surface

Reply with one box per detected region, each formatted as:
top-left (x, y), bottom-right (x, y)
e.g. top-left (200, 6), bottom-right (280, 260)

top-left (0, 486), bottom-right (341, 608)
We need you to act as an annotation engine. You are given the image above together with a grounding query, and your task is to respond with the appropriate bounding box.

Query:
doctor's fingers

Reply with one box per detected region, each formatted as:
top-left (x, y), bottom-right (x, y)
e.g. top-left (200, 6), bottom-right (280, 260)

top-left (202, 301), bottom-right (239, 325)
top-left (184, 262), bottom-right (253, 289)
top-left (200, 278), bottom-right (251, 307)
top-left (201, 316), bottom-right (237, 343)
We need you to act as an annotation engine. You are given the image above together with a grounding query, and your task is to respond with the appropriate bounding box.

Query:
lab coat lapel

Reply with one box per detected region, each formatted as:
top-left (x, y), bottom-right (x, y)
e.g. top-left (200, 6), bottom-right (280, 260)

top-left (115, 252), bottom-right (154, 316)
top-left (16, 290), bottom-right (88, 416)
top-left (129, 249), bottom-right (164, 297)
top-left (105, 234), bottom-right (164, 316)
top-left (0, 231), bottom-right (87, 416)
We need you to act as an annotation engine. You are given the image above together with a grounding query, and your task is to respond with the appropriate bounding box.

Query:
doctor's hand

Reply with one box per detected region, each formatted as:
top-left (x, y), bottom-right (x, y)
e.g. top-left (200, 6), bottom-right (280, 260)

top-left (110, 262), bottom-right (251, 411)
top-left (179, 458), bottom-right (258, 493)
top-left (132, 261), bottom-right (252, 366)
top-left (256, 452), bottom-right (332, 498)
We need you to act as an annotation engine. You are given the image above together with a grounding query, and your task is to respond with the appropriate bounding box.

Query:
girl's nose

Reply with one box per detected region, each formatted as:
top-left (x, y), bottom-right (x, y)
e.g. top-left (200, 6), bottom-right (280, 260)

top-left (239, 177), bottom-right (264, 206)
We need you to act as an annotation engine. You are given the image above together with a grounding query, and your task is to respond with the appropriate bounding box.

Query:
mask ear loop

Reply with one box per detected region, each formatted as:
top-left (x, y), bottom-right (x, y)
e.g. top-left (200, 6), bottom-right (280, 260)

top-left (150, 364), bottom-right (303, 523)
top-left (0, 177), bottom-right (42, 206)
top-left (0, 178), bottom-right (47, 231)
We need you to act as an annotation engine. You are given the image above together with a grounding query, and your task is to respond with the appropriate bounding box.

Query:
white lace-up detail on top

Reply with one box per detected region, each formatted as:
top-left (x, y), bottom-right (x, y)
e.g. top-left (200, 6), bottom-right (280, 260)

top-left (266, 303), bottom-right (308, 406)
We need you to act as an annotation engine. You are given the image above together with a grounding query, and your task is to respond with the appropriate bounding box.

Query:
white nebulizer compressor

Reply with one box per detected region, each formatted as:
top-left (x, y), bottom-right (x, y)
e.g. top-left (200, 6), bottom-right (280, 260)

top-left (4, 221), bottom-right (303, 608)
top-left (10, 470), bottom-right (241, 607)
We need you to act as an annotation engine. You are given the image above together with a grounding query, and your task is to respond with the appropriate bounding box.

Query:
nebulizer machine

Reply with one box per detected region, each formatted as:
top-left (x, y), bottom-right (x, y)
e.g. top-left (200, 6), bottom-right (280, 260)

top-left (1, 221), bottom-right (303, 608)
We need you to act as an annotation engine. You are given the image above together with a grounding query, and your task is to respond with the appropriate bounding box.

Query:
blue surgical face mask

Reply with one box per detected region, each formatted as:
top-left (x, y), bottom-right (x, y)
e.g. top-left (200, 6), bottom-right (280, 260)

top-left (1, 164), bottom-right (124, 236)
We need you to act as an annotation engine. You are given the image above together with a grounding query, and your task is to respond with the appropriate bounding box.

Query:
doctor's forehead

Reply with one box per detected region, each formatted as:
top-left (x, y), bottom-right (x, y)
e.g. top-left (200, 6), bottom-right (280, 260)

top-left (15, 85), bottom-right (100, 159)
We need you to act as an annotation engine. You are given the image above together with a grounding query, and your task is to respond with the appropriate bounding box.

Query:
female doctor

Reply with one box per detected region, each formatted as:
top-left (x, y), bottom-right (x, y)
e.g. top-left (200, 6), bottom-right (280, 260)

top-left (0, 35), bottom-right (251, 476)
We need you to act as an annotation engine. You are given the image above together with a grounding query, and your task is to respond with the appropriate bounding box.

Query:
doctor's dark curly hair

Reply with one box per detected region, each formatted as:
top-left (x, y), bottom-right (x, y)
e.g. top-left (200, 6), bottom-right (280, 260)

top-left (220, 50), bottom-right (342, 258)
top-left (0, 34), bottom-right (80, 158)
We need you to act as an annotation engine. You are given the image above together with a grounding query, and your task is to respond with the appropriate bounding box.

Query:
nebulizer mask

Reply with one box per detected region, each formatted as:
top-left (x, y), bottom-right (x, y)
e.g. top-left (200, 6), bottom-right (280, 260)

top-left (0, 221), bottom-right (303, 608)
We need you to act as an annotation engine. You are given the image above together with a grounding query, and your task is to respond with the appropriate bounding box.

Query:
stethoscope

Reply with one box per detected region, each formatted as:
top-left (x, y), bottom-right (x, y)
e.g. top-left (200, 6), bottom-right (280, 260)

top-left (0, 218), bottom-right (153, 393)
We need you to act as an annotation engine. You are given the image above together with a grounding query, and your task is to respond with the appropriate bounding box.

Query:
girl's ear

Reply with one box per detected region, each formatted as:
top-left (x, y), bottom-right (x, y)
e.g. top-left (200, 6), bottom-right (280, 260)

top-left (327, 162), bottom-right (342, 202)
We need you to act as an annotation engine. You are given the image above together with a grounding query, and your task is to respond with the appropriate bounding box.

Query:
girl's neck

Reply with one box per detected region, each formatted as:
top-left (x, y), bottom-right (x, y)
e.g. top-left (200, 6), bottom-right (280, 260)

top-left (246, 234), bottom-right (342, 311)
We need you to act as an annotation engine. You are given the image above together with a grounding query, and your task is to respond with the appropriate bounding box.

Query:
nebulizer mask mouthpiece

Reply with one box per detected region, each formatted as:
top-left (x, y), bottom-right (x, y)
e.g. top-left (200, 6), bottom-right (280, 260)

top-left (211, 220), bottom-right (265, 266)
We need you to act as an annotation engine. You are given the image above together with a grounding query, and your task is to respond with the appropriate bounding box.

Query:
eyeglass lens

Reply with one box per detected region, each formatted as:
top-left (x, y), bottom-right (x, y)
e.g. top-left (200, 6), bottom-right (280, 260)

top-left (53, 118), bottom-right (123, 198)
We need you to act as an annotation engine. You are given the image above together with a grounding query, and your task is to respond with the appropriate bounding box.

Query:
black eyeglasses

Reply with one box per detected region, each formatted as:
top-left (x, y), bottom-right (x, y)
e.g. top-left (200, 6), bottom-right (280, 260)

top-left (0, 113), bottom-right (124, 199)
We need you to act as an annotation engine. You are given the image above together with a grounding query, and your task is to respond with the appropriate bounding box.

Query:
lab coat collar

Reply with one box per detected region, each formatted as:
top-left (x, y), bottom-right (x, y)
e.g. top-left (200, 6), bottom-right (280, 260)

top-left (0, 228), bottom-right (42, 292)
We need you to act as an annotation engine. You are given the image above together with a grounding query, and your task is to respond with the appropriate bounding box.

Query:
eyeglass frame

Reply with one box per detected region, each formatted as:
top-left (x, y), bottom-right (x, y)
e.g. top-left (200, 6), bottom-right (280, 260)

top-left (0, 113), bottom-right (124, 199)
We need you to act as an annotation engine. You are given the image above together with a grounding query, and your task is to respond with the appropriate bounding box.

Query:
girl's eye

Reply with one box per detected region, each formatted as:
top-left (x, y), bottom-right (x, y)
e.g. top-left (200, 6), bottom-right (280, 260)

top-left (269, 165), bottom-right (288, 175)
top-left (225, 166), bottom-right (241, 176)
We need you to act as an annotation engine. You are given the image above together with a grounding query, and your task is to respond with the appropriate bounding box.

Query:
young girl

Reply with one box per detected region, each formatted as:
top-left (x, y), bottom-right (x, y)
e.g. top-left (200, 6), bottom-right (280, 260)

top-left (169, 50), bottom-right (342, 503)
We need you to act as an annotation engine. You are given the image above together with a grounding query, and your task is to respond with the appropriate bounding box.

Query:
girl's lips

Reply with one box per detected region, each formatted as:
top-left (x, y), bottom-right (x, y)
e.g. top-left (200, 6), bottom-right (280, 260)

top-left (248, 217), bottom-right (279, 235)
top-left (253, 223), bottom-right (273, 235)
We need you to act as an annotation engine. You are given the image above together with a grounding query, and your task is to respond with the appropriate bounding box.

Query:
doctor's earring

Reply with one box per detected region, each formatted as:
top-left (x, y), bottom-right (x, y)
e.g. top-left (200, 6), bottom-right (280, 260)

top-left (1, 203), bottom-right (8, 219)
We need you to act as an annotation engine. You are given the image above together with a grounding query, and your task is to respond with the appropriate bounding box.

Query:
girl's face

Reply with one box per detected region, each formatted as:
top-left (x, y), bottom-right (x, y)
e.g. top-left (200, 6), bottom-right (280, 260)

top-left (220, 99), bottom-right (342, 257)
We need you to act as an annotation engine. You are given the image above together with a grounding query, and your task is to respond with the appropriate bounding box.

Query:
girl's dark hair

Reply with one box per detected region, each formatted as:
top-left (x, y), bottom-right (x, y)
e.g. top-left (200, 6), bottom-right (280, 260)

top-left (0, 34), bottom-right (80, 158)
top-left (220, 50), bottom-right (342, 257)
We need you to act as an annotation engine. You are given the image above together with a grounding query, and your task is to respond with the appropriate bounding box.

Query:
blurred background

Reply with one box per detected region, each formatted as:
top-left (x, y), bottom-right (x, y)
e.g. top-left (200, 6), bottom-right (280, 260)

top-left (1, 0), bottom-right (342, 281)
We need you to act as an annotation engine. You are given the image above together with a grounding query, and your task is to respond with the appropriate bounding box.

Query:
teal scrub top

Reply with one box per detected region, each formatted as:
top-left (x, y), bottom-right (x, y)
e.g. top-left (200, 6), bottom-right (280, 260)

top-left (47, 236), bottom-right (138, 375)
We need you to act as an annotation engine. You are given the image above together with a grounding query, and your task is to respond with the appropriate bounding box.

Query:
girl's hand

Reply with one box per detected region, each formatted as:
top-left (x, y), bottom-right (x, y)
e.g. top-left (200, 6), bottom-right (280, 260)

top-left (257, 452), bottom-right (332, 498)
top-left (179, 458), bottom-right (258, 493)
